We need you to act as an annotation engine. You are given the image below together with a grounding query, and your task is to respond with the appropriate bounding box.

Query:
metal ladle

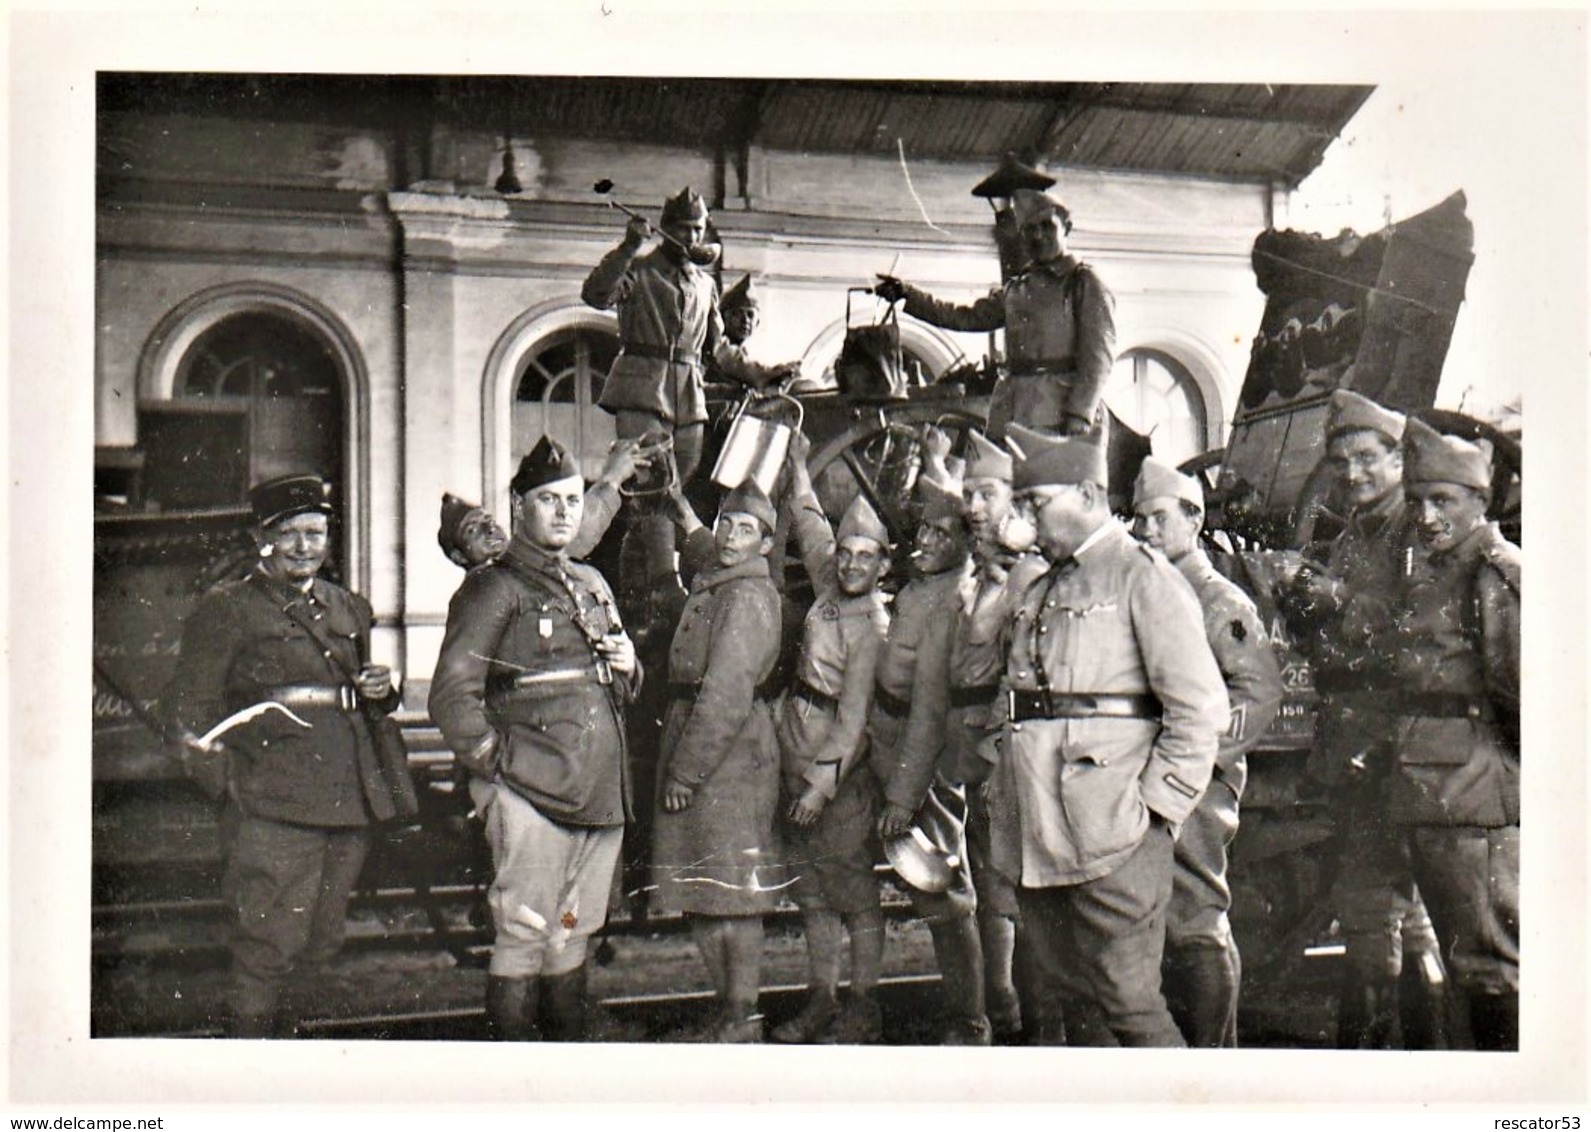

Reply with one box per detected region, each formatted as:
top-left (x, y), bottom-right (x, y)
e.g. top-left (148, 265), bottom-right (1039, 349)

top-left (592, 180), bottom-right (719, 266)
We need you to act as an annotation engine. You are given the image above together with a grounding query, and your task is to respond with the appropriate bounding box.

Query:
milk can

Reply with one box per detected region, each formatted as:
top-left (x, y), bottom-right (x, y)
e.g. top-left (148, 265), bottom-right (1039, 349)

top-left (710, 391), bottom-right (804, 496)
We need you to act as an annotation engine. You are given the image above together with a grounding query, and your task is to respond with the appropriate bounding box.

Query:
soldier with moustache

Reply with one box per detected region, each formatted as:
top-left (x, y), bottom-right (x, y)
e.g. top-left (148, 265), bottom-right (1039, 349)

top-left (167, 474), bottom-right (403, 1038)
top-left (1386, 420), bottom-right (1520, 1050)
top-left (991, 426), bottom-right (1229, 1047)
top-left (429, 437), bottom-right (640, 1042)
top-left (1283, 390), bottom-right (1446, 1049)
top-left (1132, 457), bottom-right (1283, 1047)
top-left (873, 188), bottom-right (1116, 440)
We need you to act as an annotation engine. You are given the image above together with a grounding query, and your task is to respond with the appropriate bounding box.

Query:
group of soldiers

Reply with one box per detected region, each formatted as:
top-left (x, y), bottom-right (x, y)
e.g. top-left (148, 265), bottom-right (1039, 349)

top-left (165, 168), bottom-right (1520, 1051)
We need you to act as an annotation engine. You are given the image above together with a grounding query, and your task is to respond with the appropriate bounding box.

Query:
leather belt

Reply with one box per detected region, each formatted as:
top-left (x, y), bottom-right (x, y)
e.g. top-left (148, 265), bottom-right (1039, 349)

top-left (625, 344), bottom-right (704, 367)
top-left (508, 664), bottom-right (613, 690)
top-left (1008, 360), bottom-right (1077, 378)
top-left (668, 678), bottom-right (781, 703)
top-left (1394, 692), bottom-right (1496, 721)
top-left (264, 683), bottom-right (358, 711)
top-left (793, 680), bottom-right (839, 713)
top-left (874, 684), bottom-right (911, 719)
top-left (949, 683), bottom-right (1000, 710)
top-left (1008, 690), bottom-right (1161, 723)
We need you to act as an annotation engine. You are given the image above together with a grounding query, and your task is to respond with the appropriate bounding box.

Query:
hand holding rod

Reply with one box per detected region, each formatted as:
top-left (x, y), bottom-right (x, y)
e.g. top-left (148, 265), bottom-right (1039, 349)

top-left (592, 180), bottom-right (719, 265)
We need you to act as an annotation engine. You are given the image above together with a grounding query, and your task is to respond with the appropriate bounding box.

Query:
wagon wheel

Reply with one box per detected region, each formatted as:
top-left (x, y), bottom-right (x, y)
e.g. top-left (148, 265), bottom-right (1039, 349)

top-left (806, 403), bottom-right (988, 552)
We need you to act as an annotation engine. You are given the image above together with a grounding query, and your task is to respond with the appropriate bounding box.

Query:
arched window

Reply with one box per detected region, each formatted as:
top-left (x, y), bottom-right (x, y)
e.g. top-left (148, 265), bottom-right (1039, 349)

top-left (1104, 348), bottom-right (1210, 465)
top-left (511, 327), bottom-right (620, 476)
top-left (138, 309), bottom-right (350, 579)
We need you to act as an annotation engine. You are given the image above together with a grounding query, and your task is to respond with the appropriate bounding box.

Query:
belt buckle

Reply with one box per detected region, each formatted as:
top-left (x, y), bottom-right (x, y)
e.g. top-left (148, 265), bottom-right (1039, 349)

top-left (340, 684), bottom-right (357, 711)
top-left (595, 659), bottom-right (613, 685)
top-left (1007, 688), bottom-right (1017, 719)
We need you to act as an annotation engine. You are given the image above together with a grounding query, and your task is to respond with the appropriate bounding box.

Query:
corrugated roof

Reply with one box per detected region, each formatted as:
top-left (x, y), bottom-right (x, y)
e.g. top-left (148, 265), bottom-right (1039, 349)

top-left (98, 74), bottom-right (1372, 187)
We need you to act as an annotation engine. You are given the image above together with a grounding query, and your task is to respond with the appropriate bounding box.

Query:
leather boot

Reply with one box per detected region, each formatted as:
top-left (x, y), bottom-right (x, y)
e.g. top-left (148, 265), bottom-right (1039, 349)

top-left (714, 1000), bottom-right (764, 1043)
top-left (771, 987), bottom-right (839, 1044)
top-left (485, 975), bottom-right (541, 1041)
top-left (821, 989), bottom-right (883, 1045)
top-left (1398, 951), bottom-right (1450, 1050)
top-left (1336, 970), bottom-right (1400, 1050)
top-left (540, 966), bottom-right (589, 1042)
top-left (1164, 946), bottom-right (1240, 1048)
top-left (929, 915), bottom-right (992, 1045)
top-left (1466, 990), bottom-right (1519, 1052)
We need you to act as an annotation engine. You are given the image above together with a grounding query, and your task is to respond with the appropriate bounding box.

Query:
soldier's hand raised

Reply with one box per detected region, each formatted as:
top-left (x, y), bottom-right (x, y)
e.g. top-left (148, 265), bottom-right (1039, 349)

top-left (873, 275), bottom-right (908, 304)
top-left (622, 216), bottom-right (652, 249)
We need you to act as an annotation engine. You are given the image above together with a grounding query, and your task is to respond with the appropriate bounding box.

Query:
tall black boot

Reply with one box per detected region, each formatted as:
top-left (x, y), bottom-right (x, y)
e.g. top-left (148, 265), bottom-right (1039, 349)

top-left (1467, 990), bottom-right (1519, 1052)
top-left (541, 966), bottom-right (590, 1042)
top-left (1165, 946), bottom-right (1239, 1048)
top-left (1398, 951), bottom-right (1450, 1050)
top-left (485, 974), bottom-right (541, 1041)
top-left (929, 915), bottom-right (991, 1045)
top-left (1336, 970), bottom-right (1401, 1050)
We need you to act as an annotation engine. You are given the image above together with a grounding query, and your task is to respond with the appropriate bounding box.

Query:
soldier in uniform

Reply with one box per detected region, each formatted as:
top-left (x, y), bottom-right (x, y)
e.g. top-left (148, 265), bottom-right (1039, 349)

top-left (931, 429), bottom-right (1050, 1041)
top-left (429, 437), bottom-right (640, 1041)
top-left (992, 426), bottom-right (1229, 1047)
top-left (771, 449), bottom-right (892, 1044)
top-left (1133, 457), bottom-right (1284, 1047)
top-left (582, 190), bottom-right (796, 614)
top-left (167, 473), bottom-right (402, 1037)
top-left (1283, 390), bottom-right (1446, 1049)
top-left (650, 478), bottom-right (786, 1042)
top-left (710, 274), bottom-right (802, 389)
top-left (1388, 420), bottom-right (1520, 1050)
top-left (873, 188), bottom-right (1116, 440)
top-left (869, 482), bottom-right (992, 1045)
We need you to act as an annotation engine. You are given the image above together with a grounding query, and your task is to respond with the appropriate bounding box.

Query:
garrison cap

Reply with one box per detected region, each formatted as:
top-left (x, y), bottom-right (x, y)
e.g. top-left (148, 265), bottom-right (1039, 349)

top-left (1402, 417), bottom-right (1494, 491)
top-left (720, 274), bottom-right (761, 314)
top-left (251, 473), bottom-right (333, 527)
top-left (971, 153), bottom-right (1056, 199)
top-left (720, 477), bottom-right (778, 536)
top-left (836, 494), bottom-right (890, 549)
top-left (963, 429), bottom-right (1013, 482)
top-left (1326, 389), bottom-right (1406, 444)
top-left (1132, 456), bottom-right (1205, 513)
top-left (1008, 423), bottom-right (1108, 490)
top-left (1011, 188), bottom-right (1070, 229)
top-left (511, 435), bottom-right (582, 496)
top-left (919, 481), bottom-right (966, 526)
top-left (438, 492), bottom-right (484, 560)
top-left (661, 185), bottom-right (710, 225)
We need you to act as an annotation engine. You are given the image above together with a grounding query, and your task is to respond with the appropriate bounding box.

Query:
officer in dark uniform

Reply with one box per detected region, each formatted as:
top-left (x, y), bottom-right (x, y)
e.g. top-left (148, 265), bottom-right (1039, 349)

top-left (429, 436), bottom-right (640, 1041)
top-left (167, 473), bottom-right (401, 1038)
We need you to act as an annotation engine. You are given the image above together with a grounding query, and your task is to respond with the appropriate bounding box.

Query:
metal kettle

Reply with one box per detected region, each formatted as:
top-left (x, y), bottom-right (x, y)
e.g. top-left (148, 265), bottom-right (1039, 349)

top-left (710, 391), bottom-right (804, 496)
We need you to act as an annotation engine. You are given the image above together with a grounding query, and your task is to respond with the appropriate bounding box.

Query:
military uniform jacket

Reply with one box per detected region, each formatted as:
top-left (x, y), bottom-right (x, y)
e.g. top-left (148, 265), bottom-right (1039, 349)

top-left (1174, 548), bottom-right (1285, 796)
top-left (168, 569), bottom-right (397, 828)
top-left (991, 521), bottom-right (1230, 887)
top-left (429, 537), bottom-right (635, 828)
top-left (902, 255), bottom-right (1116, 424)
top-left (1305, 488), bottom-right (1423, 780)
top-left (780, 480), bottom-right (889, 799)
top-left (652, 553), bottom-right (784, 917)
top-left (1388, 522), bottom-right (1520, 828)
top-left (868, 566), bottom-right (964, 814)
top-left (583, 245), bottom-right (767, 426)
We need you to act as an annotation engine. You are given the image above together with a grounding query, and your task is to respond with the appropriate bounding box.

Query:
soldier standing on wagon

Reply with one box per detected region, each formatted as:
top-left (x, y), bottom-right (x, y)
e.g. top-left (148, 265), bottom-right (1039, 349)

top-left (1387, 420), bottom-right (1520, 1050)
top-left (429, 437), bottom-right (640, 1042)
top-left (769, 440), bottom-right (892, 1044)
top-left (1132, 457), bottom-right (1284, 1047)
top-left (873, 188), bottom-right (1116, 441)
top-left (1283, 390), bottom-right (1446, 1049)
